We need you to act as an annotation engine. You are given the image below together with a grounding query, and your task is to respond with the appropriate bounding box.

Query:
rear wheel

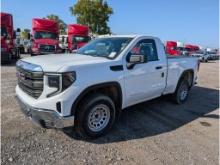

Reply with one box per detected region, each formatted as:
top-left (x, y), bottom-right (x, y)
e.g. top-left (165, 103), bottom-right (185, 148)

top-left (75, 93), bottom-right (116, 138)
top-left (173, 80), bottom-right (190, 104)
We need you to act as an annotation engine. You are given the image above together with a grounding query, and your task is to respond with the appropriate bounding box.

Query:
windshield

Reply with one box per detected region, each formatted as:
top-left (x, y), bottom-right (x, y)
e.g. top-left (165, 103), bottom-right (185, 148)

top-left (73, 36), bottom-right (90, 43)
top-left (34, 31), bottom-right (57, 39)
top-left (1, 27), bottom-right (8, 37)
top-left (177, 47), bottom-right (185, 51)
top-left (76, 37), bottom-right (133, 58)
top-left (195, 50), bottom-right (204, 54)
top-left (207, 51), bottom-right (216, 54)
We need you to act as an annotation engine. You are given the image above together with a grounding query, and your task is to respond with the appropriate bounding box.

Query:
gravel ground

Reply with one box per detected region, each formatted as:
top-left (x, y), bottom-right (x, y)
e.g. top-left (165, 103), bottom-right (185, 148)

top-left (1, 55), bottom-right (219, 165)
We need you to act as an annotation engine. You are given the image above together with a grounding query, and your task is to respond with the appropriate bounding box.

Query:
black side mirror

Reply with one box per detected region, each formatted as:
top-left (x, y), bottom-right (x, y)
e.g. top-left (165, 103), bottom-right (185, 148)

top-left (27, 33), bottom-right (31, 40)
top-left (66, 37), bottom-right (69, 43)
top-left (13, 31), bottom-right (16, 39)
top-left (127, 54), bottom-right (147, 69)
top-left (61, 36), bottom-right (65, 43)
top-left (16, 28), bottom-right (21, 32)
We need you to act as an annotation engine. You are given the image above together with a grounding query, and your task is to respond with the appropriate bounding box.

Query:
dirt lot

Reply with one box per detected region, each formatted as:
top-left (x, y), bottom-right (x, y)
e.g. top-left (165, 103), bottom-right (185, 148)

top-left (1, 55), bottom-right (219, 165)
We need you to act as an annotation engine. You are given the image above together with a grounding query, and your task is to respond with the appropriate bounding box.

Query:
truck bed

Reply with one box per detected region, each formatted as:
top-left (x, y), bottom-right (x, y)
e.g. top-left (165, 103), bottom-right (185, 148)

top-left (163, 55), bottom-right (199, 95)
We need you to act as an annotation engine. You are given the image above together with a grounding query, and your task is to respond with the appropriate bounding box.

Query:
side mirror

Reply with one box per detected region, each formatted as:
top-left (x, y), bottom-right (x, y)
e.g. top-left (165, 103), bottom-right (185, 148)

top-left (27, 33), bottom-right (31, 40)
top-left (129, 54), bottom-right (147, 64)
top-left (13, 31), bottom-right (16, 39)
top-left (66, 37), bottom-right (69, 43)
top-left (127, 54), bottom-right (147, 69)
top-left (16, 28), bottom-right (21, 32)
top-left (61, 36), bottom-right (65, 43)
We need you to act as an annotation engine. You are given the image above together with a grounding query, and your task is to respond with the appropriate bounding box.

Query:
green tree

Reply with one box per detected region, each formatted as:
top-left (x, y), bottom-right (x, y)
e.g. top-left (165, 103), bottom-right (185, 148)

top-left (70, 0), bottom-right (113, 35)
top-left (45, 14), bottom-right (67, 34)
top-left (20, 29), bottom-right (31, 39)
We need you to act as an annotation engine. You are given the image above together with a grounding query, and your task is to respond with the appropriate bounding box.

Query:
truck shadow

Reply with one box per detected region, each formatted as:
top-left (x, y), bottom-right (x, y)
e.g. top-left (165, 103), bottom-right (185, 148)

top-left (64, 86), bottom-right (219, 143)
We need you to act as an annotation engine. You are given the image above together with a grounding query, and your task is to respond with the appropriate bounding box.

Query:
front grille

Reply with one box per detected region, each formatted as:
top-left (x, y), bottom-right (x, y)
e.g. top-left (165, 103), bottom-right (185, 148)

top-left (39, 45), bottom-right (55, 53)
top-left (17, 67), bottom-right (44, 99)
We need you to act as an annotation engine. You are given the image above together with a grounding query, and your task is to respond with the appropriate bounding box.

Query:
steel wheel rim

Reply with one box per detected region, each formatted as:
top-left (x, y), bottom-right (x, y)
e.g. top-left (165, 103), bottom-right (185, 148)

top-left (180, 85), bottom-right (188, 101)
top-left (88, 104), bottom-right (110, 132)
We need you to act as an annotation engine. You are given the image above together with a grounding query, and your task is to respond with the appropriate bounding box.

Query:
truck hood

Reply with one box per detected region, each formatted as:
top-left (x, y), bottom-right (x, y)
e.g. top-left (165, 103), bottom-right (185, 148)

top-left (21, 54), bottom-right (110, 72)
top-left (34, 38), bottom-right (58, 45)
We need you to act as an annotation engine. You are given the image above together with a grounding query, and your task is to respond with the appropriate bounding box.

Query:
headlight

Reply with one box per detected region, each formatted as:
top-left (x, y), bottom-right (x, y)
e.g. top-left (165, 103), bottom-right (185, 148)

top-left (47, 74), bottom-right (62, 97)
top-left (48, 75), bottom-right (60, 88)
top-left (32, 48), bottom-right (38, 52)
top-left (62, 72), bottom-right (76, 90)
top-left (46, 71), bottom-right (76, 97)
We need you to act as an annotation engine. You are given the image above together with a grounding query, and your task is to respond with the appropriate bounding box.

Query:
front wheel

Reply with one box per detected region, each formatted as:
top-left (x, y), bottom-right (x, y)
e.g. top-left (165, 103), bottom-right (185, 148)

top-left (75, 93), bottom-right (116, 138)
top-left (172, 80), bottom-right (190, 104)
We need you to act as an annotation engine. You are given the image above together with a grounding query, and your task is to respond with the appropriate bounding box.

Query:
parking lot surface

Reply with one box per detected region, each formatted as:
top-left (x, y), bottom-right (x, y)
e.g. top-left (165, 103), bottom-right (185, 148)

top-left (1, 55), bottom-right (219, 165)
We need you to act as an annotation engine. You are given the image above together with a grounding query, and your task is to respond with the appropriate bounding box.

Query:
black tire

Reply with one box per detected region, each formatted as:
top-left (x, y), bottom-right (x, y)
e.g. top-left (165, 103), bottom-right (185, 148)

top-left (74, 93), bottom-right (116, 138)
top-left (172, 79), bottom-right (190, 104)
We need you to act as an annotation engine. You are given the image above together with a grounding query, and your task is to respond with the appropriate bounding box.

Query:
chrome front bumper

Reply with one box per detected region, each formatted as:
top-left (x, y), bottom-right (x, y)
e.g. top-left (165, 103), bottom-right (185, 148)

top-left (16, 96), bottom-right (74, 129)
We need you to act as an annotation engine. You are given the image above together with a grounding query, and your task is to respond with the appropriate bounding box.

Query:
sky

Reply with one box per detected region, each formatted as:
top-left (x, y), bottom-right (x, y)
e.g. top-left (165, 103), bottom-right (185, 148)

top-left (1, 0), bottom-right (219, 48)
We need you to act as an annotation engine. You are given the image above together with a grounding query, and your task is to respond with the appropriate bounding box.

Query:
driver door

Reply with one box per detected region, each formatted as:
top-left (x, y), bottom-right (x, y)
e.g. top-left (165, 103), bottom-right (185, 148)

top-left (124, 39), bottom-right (166, 106)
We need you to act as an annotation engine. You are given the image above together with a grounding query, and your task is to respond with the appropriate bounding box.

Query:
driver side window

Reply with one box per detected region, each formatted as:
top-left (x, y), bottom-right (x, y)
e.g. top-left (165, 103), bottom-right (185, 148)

top-left (129, 39), bottom-right (158, 61)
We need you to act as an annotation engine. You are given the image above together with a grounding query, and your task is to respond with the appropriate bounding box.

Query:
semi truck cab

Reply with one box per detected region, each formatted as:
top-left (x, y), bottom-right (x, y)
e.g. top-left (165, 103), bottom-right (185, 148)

top-left (165, 41), bottom-right (181, 56)
top-left (31, 18), bottom-right (60, 56)
top-left (67, 24), bottom-right (90, 52)
top-left (1, 12), bottom-right (19, 62)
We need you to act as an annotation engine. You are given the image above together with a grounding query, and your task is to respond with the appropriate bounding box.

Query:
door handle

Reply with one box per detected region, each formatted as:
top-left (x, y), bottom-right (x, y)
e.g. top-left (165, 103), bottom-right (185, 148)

top-left (155, 66), bottom-right (163, 70)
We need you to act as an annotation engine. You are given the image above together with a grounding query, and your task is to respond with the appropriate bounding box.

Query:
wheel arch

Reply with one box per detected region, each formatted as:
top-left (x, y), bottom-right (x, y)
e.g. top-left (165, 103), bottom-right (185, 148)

top-left (176, 69), bottom-right (194, 91)
top-left (71, 81), bottom-right (123, 118)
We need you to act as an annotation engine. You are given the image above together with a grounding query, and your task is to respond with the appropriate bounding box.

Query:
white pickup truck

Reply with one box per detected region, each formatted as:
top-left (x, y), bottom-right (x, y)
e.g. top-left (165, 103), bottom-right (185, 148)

top-left (16, 35), bottom-right (199, 138)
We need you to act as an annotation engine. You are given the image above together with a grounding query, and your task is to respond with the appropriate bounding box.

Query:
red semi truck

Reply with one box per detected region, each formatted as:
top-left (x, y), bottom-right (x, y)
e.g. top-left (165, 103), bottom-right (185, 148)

top-left (67, 24), bottom-right (90, 52)
top-left (31, 18), bottom-right (60, 56)
top-left (1, 12), bottom-right (19, 62)
top-left (185, 44), bottom-right (200, 55)
top-left (165, 41), bottom-right (181, 56)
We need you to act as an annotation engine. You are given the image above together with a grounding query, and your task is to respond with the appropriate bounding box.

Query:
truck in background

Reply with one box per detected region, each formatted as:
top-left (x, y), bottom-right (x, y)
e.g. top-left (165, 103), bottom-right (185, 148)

top-left (1, 12), bottom-right (19, 63)
top-left (176, 41), bottom-right (189, 55)
top-left (67, 24), bottom-right (90, 52)
top-left (59, 34), bottom-right (68, 53)
top-left (184, 44), bottom-right (200, 55)
top-left (30, 18), bottom-right (60, 56)
top-left (206, 48), bottom-right (219, 60)
top-left (165, 41), bottom-right (180, 56)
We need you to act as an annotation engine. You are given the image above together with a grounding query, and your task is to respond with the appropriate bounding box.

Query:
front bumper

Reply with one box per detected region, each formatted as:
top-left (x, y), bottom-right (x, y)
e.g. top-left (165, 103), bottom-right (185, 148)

top-left (16, 96), bottom-right (74, 129)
